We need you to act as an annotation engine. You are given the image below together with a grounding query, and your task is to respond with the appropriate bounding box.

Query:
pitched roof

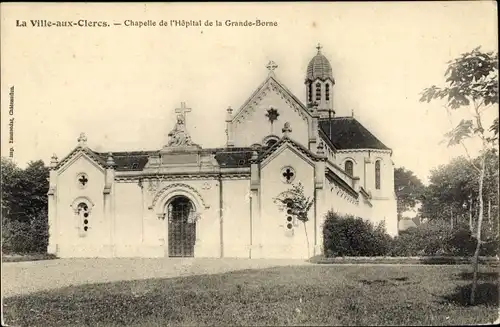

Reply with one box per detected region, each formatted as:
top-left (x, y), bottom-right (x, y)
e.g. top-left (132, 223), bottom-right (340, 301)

top-left (318, 117), bottom-right (390, 150)
top-left (258, 136), bottom-right (324, 164)
top-left (93, 151), bottom-right (154, 171)
top-left (55, 146), bottom-right (108, 170)
top-left (88, 147), bottom-right (258, 171)
top-left (209, 147), bottom-right (254, 168)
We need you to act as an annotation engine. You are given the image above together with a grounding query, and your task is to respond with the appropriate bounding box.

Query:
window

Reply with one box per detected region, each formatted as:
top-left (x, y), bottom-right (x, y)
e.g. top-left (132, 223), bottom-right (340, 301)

top-left (77, 202), bottom-right (90, 233)
top-left (315, 83), bottom-right (321, 101)
top-left (375, 160), bottom-right (381, 190)
top-left (307, 83), bottom-right (312, 103)
top-left (281, 166), bottom-right (296, 184)
top-left (266, 139), bottom-right (277, 147)
top-left (285, 199), bottom-right (294, 230)
top-left (77, 173), bottom-right (89, 189)
top-left (325, 83), bottom-right (330, 101)
top-left (344, 160), bottom-right (354, 176)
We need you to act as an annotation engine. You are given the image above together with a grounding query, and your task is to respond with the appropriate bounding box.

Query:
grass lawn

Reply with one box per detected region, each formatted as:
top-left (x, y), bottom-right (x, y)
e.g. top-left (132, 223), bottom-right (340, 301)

top-left (3, 265), bottom-right (498, 326)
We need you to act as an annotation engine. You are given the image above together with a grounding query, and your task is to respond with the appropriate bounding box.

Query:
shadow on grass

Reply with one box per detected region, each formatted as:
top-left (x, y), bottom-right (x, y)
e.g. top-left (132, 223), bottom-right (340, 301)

top-left (360, 279), bottom-right (388, 286)
top-left (2, 253), bottom-right (58, 263)
top-left (441, 283), bottom-right (499, 307)
top-left (457, 271), bottom-right (499, 281)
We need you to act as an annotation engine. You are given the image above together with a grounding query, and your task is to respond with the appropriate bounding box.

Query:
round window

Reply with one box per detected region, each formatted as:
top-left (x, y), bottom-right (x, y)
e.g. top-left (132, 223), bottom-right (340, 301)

top-left (77, 173), bottom-right (89, 189)
top-left (281, 166), bottom-right (296, 184)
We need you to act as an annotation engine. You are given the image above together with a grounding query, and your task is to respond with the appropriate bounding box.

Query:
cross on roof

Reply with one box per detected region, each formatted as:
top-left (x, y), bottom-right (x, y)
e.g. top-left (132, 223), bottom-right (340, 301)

top-left (266, 60), bottom-right (278, 74)
top-left (77, 132), bottom-right (87, 146)
top-left (316, 43), bottom-right (322, 52)
top-left (175, 102), bottom-right (192, 125)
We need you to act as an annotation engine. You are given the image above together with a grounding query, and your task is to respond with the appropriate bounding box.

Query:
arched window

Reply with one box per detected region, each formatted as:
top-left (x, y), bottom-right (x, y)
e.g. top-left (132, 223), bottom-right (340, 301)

top-left (266, 139), bottom-right (277, 147)
top-left (344, 160), bottom-right (353, 176)
top-left (77, 202), bottom-right (90, 233)
top-left (325, 83), bottom-right (330, 101)
top-left (375, 160), bottom-right (381, 190)
top-left (315, 82), bottom-right (321, 101)
top-left (307, 83), bottom-right (313, 103)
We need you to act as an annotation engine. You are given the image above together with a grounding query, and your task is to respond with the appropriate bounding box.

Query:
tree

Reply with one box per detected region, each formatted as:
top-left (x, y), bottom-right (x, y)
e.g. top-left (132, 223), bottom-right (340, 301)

top-left (394, 167), bottom-right (425, 220)
top-left (420, 47), bottom-right (499, 305)
top-left (421, 157), bottom-right (478, 225)
top-left (1, 158), bottom-right (49, 253)
top-left (274, 182), bottom-right (314, 257)
top-left (420, 153), bottom-right (499, 232)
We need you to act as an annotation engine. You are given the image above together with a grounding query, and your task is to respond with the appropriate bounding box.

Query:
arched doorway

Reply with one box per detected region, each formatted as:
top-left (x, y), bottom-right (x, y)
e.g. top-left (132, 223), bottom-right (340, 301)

top-left (167, 195), bottom-right (196, 257)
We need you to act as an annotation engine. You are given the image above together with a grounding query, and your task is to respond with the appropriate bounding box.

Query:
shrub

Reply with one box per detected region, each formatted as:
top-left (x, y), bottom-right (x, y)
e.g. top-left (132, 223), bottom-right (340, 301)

top-left (2, 212), bottom-right (48, 254)
top-left (388, 220), bottom-right (485, 257)
top-left (322, 211), bottom-right (392, 257)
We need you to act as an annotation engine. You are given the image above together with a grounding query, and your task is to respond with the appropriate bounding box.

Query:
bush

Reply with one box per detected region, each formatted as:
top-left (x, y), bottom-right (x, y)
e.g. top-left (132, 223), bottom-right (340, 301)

top-left (322, 211), bottom-right (392, 257)
top-left (388, 220), bottom-right (493, 257)
top-left (2, 212), bottom-right (49, 254)
top-left (321, 212), bottom-right (498, 258)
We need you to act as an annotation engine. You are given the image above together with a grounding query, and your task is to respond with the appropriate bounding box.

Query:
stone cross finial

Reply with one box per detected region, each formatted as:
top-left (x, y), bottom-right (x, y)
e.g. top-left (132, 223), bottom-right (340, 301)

top-left (175, 102), bottom-right (192, 127)
top-left (316, 43), bottom-right (322, 53)
top-left (266, 60), bottom-right (278, 75)
top-left (106, 152), bottom-right (115, 167)
top-left (282, 122), bottom-right (292, 136)
top-left (77, 132), bottom-right (87, 147)
top-left (50, 153), bottom-right (58, 168)
top-left (317, 142), bottom-right (325, 156)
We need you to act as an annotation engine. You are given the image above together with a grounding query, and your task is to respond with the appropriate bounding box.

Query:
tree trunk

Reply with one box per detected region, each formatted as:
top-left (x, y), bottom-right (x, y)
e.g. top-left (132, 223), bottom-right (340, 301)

top-left (450, 207), bottom-right (454, 229)
top-left (469, 199), bottom-right (473, 233)
top-left (303, 221), bottom-right (310, 258)
top-left (488, 198), bottom-right (491, 227)
top-left (470, 154), bottom-right (486, 305)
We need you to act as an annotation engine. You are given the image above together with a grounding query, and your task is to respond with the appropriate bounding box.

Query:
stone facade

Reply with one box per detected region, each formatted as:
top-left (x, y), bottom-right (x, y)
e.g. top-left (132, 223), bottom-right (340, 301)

top-left (47, 46), bottom-right (398, 259)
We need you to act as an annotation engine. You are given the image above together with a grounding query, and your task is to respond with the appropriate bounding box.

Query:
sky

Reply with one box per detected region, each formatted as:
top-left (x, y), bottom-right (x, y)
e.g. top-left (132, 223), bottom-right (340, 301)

top-left (1, 2), bottom-right (498, 184)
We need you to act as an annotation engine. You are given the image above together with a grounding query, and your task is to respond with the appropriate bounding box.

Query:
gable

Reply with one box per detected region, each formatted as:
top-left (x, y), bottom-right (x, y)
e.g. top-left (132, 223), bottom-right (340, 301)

top-left (56, 147), bottom-right (107, 174)
top-left (231, 76), bottom-right (312, 147)
top-left (319, 117), bottom-right (390, 150)
top-left (260, 141), bottom-right (316, 170)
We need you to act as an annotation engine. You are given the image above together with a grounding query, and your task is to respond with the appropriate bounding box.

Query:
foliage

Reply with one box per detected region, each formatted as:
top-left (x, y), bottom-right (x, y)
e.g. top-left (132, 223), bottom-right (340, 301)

top-left (420, 47), bottom-right (498, 111)
top-left (394, 167), bottom-right (425, 218)
top-left (389, 221), bottom-right (478, 257)
top-left (420, 46), bottom-right (498, 304)
top-left (420, 152), bottom-right (499, 225)
top-left (1, 158), bottom-right (49, 223)
top-left (273, 182), bottom-right (314, 223)
top-left (2, 211), bottom-right (49, 254)
top-left (1, 157), bottom-right (50, 254)
top-left (322, 211), bottom-right (392, 257)
top-left (274, 182), bottom-right (314, 257)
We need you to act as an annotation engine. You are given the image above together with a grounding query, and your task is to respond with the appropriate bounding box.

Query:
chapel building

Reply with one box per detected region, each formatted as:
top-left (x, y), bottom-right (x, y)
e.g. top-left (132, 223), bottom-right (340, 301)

top-left (47, 45), bottom-right (398, 259)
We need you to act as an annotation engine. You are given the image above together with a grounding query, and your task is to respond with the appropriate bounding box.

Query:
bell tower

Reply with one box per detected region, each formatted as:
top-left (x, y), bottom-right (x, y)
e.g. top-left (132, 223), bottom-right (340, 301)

top-left (305, 43), bottom-right (335, 118)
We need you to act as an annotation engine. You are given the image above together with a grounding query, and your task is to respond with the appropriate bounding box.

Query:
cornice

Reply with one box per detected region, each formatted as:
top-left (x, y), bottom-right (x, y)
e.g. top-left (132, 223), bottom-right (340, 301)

top-left (115, 172), bottom-right (250, 182)
top-left (337, 149), bottom-right (392, 154)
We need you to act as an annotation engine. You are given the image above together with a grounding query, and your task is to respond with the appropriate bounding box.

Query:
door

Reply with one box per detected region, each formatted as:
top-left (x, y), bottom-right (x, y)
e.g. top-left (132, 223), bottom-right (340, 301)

top-left (168, 196), bottom-right (196, 257)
